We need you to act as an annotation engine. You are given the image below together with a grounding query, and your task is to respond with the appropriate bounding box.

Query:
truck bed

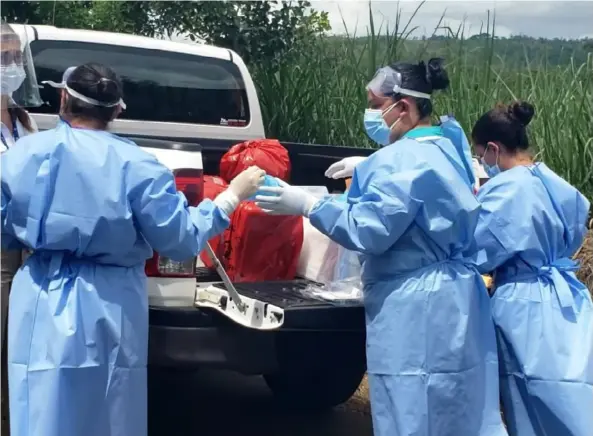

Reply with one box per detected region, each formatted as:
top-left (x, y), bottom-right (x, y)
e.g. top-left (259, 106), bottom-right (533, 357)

top-left (196, 267), bottom-right (364, 331)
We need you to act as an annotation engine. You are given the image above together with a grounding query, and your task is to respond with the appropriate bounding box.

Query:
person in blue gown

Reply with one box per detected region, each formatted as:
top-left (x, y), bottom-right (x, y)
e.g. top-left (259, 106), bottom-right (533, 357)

top-left (256, 59), bottom-right (506, 436)
top-left (470, 100), bottom-right (592, 436)
top-left (1, 63), bottom-right (265, 436)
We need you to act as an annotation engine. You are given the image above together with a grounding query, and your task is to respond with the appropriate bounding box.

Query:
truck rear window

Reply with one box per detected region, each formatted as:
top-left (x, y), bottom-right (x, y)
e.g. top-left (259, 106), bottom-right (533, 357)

top-left (29, 40), bottom-right (250, 127)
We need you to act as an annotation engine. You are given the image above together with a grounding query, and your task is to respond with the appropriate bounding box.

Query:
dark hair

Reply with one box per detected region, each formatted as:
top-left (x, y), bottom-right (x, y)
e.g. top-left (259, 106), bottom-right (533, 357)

top-left (1, 22), bottom-right (34, 132)
top-left (471, 101), bottom-right (535, 152)
top-left (389, 58), bottom-right (450, 118)
top-left (8, 107), bottom-right (34, 133)
top-left (61, 63), bottom-right (123, 129)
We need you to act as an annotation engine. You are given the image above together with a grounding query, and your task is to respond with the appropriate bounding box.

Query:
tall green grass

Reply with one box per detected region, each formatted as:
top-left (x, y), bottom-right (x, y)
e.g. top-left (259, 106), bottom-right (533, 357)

top-left (252, 5), bottom-right (593, 201)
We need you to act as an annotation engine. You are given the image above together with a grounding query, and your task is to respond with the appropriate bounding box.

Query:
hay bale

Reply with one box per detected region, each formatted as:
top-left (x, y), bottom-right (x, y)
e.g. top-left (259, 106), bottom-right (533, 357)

top-left (575, 221), bottom-right (593, 296)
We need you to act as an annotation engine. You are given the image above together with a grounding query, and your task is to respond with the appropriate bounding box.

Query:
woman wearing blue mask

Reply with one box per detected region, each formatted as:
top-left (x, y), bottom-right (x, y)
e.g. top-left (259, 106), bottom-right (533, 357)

top-left (256, 59), bottom-right (506, 436)
top-left (470, 101), bottom-right (592, 436)
top-left (326, 68), bottom-right (477, 191)
top-left (0, 22), bottom-right (41, 431)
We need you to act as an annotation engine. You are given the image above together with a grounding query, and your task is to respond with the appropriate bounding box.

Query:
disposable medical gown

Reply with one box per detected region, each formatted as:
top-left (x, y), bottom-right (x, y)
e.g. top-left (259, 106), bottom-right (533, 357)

top-left (1, 123), bottom-right (230, 436)
top-left (440, 115), bottom-right (476, 189)
top-left (471, 163), bottom-right (592, 436)
top-left (308, 128), bottom-right (506, 436)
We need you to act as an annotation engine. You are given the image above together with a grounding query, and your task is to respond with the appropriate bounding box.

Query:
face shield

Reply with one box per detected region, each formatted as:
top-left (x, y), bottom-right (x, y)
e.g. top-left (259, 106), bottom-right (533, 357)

top-left (366, 66), bottom-right (431, 100)
top-left (1, 23), bottom-right (42, 108)
top-left (42, 65), bottom-right (127, 110)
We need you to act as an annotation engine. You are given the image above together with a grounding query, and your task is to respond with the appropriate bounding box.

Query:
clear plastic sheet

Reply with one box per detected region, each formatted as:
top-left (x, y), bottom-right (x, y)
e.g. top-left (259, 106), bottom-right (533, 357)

top-left (300, 276), bottom-right (363, 304)
top-left (332, 191), bottom-right (363, 281)
top-left (297, 189), bottom-right (363, 287)
top-left (333, 245), bottom-right (362, 280)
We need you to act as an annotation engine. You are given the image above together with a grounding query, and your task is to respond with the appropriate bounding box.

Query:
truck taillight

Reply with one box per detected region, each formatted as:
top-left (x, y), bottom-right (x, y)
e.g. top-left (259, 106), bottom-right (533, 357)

top-left (173, 168), bottom-right (204, 207)
top-left (145, 168), bottom-right (204, 278)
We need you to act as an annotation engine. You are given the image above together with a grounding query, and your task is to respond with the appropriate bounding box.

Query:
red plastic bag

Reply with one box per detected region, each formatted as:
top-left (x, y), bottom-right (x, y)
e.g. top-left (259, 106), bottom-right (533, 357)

top-left (222, 202), bottom-right (303, 282)
top-left (220, 139), bottom-right (291, 183)
top-left (199, 176), bottom-right (229, 269)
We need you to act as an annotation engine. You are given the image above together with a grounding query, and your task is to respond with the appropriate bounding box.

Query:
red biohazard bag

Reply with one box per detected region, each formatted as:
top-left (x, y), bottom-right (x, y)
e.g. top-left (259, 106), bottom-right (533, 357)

top-left (199, 176), bottom-right (229, 269)
top-left (220, 139), bottom-right (291, 183)
top-left (222, 202), bottom-right (304, 282)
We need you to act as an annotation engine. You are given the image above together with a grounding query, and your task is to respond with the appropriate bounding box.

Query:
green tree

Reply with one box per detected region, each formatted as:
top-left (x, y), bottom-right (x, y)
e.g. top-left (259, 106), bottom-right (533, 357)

top-left (2, 0), bottom-right (330, 68)
top-left (179, 1), bottom-right (331, 66)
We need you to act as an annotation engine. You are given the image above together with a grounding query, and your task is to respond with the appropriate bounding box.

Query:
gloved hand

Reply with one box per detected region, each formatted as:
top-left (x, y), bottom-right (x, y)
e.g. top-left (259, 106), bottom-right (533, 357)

top-left (229, 166), bottom-right (266, 200)
top-left (214, 166), bottom-right (265, 216)
top-left (255, 179), bottom-right (319, 217)
top-left (324, 156), bottom-right (366, 179)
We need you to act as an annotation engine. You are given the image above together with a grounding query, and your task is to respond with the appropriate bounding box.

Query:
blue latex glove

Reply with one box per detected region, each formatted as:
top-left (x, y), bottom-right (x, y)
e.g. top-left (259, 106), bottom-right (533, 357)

top-left (255, 179), bottom-right (319, 217)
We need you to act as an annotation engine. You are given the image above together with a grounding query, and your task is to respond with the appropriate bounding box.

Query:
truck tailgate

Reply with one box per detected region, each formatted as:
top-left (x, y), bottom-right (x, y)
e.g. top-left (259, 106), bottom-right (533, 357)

top-left (211, 281), bottom-right (364, 331)
top-left (196, 268), bottom-right (364, 331)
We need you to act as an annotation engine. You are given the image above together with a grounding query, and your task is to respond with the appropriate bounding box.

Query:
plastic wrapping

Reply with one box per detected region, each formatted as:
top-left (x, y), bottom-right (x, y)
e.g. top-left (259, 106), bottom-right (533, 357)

top-left (333, 246), bottom-right (362, 280)
top-left (297, 188), bottom-right (363, 283)
top-left (296, 186), bottom-right (338, 282)
top-left (220, 139), bottom-right (291, 183)
top-left (297, 217), bottom-right (340, 282)
top-left (332, 189), bottom-right (363, 280)
top-left (223, 201), bottom-right (304, 282)
top-left (199, 175), bottom-right (229, 268)
top-left (300, 277), bottom-right (363, 304)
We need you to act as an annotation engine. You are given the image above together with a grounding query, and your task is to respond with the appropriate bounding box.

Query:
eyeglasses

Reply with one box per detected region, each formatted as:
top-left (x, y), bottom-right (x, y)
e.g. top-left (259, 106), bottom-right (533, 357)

top-left (0, 50), bottom-right (24, 66)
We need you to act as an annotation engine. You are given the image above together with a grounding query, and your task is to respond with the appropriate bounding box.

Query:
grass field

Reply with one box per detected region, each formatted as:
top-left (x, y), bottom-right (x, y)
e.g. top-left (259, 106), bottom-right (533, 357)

top-left (253, 8), bottom-right (593, 201)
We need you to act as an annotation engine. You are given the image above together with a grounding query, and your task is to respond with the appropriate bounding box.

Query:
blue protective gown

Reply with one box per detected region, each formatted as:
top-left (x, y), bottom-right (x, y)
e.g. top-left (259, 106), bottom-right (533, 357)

top-left (439, 115), bottom-right (476, 189)
top-left (308, 127), bottom-right (506, 436)
top-left (1, 122), bottom-right (230, 436)
top-left (471, 163), bottom-right (592, 436)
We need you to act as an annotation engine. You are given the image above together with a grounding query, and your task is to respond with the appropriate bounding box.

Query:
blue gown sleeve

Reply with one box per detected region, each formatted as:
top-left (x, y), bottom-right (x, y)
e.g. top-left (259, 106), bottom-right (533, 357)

top-left (470, 177), bottom-right (531, 273)
top-left (1, 183), bottom-right (19, 250)
top-left (309, 165), bottom-right (436, 256)
top-left (127, 158), bottom-right (230, 261)
top-left (1, 153), bottom-right (25, 251)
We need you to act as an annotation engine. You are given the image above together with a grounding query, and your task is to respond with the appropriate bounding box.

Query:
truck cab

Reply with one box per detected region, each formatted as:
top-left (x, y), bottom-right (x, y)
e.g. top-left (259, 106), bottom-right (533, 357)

top-left (14, 24), bottom-right (373, 410)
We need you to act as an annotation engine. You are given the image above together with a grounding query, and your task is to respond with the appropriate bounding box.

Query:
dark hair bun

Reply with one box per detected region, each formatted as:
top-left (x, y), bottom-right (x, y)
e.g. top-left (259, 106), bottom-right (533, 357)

top-left (425, 58), bottom-right (450, 91)
top-left (509, 100), bottom-right (535, 126)
top-left (97, 79), bottom-right (120, 105)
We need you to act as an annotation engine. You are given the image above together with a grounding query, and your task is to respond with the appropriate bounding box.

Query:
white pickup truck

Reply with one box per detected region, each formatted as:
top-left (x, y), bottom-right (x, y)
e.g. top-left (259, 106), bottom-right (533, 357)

top-left (15, 24), bottom-right (371, 410)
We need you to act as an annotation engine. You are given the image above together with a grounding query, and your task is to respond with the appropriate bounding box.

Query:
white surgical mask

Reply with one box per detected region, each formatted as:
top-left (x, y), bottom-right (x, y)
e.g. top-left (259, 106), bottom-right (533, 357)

top-left (1, 63), bottom-right (26, 96)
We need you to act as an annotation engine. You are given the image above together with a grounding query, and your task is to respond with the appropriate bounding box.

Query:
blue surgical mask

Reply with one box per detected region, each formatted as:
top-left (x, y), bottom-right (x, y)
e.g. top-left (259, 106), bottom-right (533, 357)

top-left (363, 103), bottom-right (399, 147)
top-left (481, 144), bottom-right (501, 178)
top-left (364, 109), bottom-right (391, 146)
top-left (482, 160), bottom-right (501, 178)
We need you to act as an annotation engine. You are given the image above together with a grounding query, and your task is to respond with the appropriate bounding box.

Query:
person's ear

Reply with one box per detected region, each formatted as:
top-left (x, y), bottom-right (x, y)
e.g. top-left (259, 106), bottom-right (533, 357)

top-left (486, 141), bottom-right (500, 155)
top-left (111, 106), bottom-right (122, 121)
top-left (397, 98), bottom-right (411, 118)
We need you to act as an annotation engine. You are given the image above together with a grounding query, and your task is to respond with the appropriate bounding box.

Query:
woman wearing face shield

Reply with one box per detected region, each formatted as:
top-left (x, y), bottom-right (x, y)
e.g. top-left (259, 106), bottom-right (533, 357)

top-left (471, 101), bottom-right (592, 436)
top-left (0, 22), bottom-right (39, 150)
top-left (325, 65), bottom-right (478, 193)
top-left (1, 62), bottom-right (265, 436)
top-left (0, 21), bottom-right (42, 432)
top-left (1, 21), bottom-right (40, 327)
top-left (256, 59), bottom-right (506, 435)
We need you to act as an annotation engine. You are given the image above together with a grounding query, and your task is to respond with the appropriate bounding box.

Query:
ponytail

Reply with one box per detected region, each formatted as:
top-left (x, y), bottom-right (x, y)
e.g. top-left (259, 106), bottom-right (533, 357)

top-left (9, 107), bottom-right (34, 133)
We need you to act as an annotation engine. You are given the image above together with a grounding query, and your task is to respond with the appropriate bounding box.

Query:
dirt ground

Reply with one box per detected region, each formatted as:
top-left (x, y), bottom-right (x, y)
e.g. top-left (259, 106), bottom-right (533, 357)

top-left (148, 369), bottom-right (373, 436)
top-left (0, 371), bottom-right (372, 436)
